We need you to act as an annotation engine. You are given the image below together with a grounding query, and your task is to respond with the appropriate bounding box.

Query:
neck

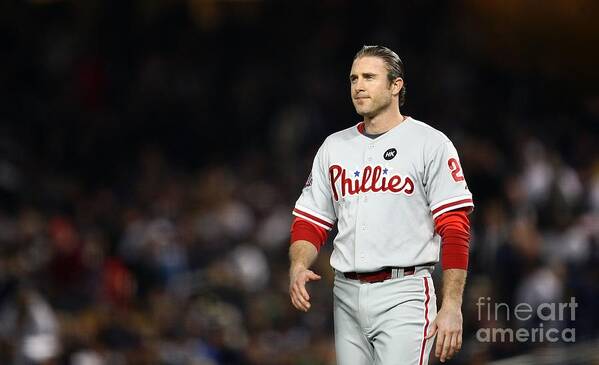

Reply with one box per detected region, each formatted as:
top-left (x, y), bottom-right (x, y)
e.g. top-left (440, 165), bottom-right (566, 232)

top-left (363, 107), bottom-right (405, 134)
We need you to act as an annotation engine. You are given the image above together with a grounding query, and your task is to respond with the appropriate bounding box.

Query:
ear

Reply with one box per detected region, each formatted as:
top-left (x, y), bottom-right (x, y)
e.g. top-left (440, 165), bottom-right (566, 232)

top-left (391, 77), bottom-right (403, 96)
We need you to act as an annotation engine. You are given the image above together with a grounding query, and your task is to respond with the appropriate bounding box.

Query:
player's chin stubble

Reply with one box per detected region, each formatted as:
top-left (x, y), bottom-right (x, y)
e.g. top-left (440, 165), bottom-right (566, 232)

top-left (355, 101), bottom-right (382, 118)
top-left (354, 100), bottom-right (372, 116)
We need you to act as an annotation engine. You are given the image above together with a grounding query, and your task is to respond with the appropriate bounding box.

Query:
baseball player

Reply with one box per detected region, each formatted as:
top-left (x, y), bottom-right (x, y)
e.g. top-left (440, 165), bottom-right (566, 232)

top-left (289, 45), bottom-right (474, 365)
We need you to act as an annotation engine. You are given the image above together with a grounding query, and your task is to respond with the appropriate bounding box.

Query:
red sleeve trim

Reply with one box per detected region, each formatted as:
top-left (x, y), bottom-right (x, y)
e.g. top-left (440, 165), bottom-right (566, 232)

top-left (434, 208), bottom-right (471, 270)
top-left (431, 198), bottom-right (473, 216)
top-left (290, 217), bottom-right (329, 251)
top-left (292, 208), bottom-right (334, 230)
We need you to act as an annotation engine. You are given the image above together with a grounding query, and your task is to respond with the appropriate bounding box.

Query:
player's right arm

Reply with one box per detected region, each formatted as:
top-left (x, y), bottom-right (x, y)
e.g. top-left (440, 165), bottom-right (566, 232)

top-left (289, 240), bottom-right (321, 312)
top-left (288, 140), bottom-right (336, 312)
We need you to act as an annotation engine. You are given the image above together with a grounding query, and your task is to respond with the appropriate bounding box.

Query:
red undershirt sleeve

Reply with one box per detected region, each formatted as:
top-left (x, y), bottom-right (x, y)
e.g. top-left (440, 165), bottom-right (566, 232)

top-left (290, 217), bottom-right (329, 251)
top-left (434, 208), bottom-right (471, 270)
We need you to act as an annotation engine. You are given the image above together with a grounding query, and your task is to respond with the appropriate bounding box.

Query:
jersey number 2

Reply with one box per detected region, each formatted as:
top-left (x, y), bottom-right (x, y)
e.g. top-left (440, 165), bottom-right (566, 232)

top-left (448, 158), bottom-right (465, 182)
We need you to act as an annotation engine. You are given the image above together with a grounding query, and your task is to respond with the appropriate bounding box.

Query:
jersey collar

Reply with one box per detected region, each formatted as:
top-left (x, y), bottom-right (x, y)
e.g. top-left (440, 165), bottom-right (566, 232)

top-left (356, 116), bottom-right (411, 137)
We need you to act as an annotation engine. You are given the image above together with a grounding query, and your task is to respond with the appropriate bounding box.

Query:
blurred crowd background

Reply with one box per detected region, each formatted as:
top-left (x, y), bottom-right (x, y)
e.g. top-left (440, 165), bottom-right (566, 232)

top-left (0, 1), bottom-right (598, 364)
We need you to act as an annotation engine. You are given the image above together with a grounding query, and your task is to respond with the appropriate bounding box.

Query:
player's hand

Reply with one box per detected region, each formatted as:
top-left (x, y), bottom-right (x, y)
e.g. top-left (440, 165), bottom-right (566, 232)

top-left (289, 265), bottom-right (321, 312)
top-left (426, 304), bottom-right (463, 363)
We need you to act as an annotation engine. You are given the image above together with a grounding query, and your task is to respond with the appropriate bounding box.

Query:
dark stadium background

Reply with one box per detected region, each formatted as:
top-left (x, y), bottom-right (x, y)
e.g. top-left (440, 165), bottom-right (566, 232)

top-left (0, 1), bottom-right (597, 364)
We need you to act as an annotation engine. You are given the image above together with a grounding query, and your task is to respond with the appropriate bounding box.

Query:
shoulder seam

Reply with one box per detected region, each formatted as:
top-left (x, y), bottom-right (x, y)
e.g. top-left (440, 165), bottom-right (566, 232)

top-left (410, 120), bottom-right (448, 140)
top-left (326, 122), bottom-right (362, 140)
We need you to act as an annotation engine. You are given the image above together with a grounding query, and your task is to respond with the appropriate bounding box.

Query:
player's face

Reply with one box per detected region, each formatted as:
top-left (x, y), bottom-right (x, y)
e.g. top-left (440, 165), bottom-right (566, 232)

top-left (350, 56), bottom-right (394, 118)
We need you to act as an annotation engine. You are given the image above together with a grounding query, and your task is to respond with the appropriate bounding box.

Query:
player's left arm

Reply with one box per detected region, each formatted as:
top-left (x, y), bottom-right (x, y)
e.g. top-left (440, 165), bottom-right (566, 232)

top-left (428, 268), bottom-right (467, 363)
top-left (427, 208), bottom-right (470, 362)
top-left (423, 139), bottom-right (474, 363)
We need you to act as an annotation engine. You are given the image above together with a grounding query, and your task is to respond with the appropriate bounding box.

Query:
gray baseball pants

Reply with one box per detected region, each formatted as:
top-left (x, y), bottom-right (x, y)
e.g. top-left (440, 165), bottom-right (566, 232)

top-left (333, 267), bottom-right (437, 365)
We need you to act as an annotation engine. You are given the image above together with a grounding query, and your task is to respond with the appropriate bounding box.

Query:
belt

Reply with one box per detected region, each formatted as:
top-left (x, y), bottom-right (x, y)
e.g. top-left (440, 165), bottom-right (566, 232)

top-left (343, 266), bottom-right (416, 283)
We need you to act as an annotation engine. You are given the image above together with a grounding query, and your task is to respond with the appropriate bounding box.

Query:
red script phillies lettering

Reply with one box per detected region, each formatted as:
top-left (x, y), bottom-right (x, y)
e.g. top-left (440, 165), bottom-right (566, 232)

top-left (328, 165), bottom-right (414, 201)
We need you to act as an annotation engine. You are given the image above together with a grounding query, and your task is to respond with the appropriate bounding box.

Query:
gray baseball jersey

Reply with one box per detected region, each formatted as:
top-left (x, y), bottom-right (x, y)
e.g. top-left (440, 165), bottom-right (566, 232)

top-left (292, 117), bottom-right (474, 272)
